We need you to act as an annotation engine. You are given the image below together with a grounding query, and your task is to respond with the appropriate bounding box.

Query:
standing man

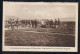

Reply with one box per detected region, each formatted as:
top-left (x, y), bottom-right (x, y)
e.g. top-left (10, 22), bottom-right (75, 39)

top-left (49, 19), bottom-right (53, 28)
top-left (25, 20), bottom-right (28, 27)
top-left (54, 19), bottom-right (57, 28)
top-left (11, 19), bottom-right (15, 30)
top-left (41, 19), bottom-right (45, 28)
top-left (8, 18), bottom-right (12, 29)
top-left (46, 19), bottom-right (50, 28)
top-left (31, 20), bottom-right (34, 28)
top-left (15, 19), bottom-right (19, 29)
top-left (57, 18), bottom-right (61, 26)
top-left (34, 19), bottom-right (37, 28)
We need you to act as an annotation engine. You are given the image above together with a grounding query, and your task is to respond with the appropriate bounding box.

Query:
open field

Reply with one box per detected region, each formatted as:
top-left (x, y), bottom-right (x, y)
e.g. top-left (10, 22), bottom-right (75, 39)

top-left (5, 23), bottom-right (75, 47)
top-left (5, 21), bottom-right (75, 47)
top-left (5, 30), bottom-right (75, 47)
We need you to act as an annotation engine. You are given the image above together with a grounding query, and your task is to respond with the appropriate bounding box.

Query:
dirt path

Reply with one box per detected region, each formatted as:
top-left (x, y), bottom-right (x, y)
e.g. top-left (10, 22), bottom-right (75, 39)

top-left (20, 30), bottom-right (75, 36)
top-left (5, 28), bottom-right (75, 36)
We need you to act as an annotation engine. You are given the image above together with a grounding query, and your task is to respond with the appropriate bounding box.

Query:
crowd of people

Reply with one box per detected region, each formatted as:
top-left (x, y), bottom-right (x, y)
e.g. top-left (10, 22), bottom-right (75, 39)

top-left (5, 18), bottom-right (61, 30)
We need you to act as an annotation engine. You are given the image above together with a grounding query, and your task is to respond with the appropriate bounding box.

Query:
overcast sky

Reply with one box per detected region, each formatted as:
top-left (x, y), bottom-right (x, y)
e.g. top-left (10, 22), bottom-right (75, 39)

top-left (3, 2), bottom-right (78, 21)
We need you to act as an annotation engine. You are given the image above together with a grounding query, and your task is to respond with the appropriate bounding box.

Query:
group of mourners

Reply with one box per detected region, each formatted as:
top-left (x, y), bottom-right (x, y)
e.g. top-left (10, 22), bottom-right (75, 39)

top-left (5, 18), bottom-right (61, 30)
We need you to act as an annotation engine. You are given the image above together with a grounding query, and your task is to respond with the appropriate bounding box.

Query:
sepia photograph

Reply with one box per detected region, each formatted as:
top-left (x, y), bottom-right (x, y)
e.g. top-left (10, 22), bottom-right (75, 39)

top-left (2, 1), bottom-right (78, 52)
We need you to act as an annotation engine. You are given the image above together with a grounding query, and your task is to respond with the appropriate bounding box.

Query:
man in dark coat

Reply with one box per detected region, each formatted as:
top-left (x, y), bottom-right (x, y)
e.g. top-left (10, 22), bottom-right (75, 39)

top-left (54, 19), bottom-right (57, 28)
top-left (31, 20), bottom-right (34, 28)
top-left (57, 18), bottom-right (61, 26)
top-left (49, 19), bottom-right (53, 28)
top-left (15, 19), bottom-right (19, 29)
top-left (34, 19), bottom-right (37, 28)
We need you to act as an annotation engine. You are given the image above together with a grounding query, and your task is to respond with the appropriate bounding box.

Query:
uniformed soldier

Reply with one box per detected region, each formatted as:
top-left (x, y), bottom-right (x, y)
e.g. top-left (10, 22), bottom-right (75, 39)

top-left (57, 18), bottom-right (61, 26)
top-left (46, 19), bottom-right (50, 28)
top-left (15, 19), bottom-right (19, 29)
top-left (41, 19), bottom-right (45, 28)
top-left (25, 20), bottom-right (28, 27)
top-left (54, 19), bottom-right (57, 28)
top-left (11, 19), bottom-right (15, 30)
top-left (31, 20), bottom-right (34, 28)
top-left (34, 19), bottom-right (37, 28)
top-left (8, 18), bottom-right (12, 29)
top-left (49, 19), bottom-right (53, 28)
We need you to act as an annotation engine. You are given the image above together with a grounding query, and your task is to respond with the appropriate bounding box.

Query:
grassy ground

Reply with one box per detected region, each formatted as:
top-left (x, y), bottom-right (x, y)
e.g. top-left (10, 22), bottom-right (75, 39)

top-left (5, 28), bottom-right (75, 47)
